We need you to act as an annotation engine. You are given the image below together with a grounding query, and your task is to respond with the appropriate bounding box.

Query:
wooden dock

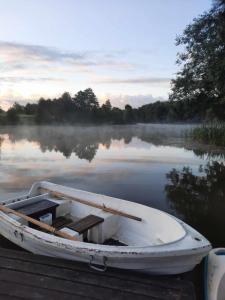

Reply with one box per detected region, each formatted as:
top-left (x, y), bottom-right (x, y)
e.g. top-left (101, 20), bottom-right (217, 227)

top-left (0, 247), bottom-right (196, 300)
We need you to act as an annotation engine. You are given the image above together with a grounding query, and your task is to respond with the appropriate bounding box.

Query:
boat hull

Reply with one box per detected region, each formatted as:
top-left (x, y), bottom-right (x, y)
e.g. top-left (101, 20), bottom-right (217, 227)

top-left (0, 181), bottom-right (211, 275)
top-left (0, 213), bottom-right (210, 275)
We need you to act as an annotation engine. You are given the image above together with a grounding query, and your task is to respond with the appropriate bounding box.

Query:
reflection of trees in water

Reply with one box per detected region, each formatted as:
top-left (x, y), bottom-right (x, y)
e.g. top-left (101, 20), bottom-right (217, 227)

top-left (42, 142), bottom-right (98, 162)
top-left (1, 125), bottom-right (179, 162)
top-left (191, 148), bottom-right (225, 160)
top-left (165, 162), bottom-right (225, 246)
top-left (1, 125), bottom-right (225, 162)
top-left (34, 128), bottom-right (101, 161)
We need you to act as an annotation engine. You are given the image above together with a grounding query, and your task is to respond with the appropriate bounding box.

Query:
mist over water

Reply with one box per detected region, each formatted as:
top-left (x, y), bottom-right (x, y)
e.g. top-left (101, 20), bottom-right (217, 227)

top-left (0, 124), bottom-right (225, 246)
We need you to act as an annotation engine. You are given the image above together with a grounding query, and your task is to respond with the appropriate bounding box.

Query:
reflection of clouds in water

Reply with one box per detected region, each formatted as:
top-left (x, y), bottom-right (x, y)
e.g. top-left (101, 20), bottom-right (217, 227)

top-left (0, 160), bottom-right (93, 188)
top-left (0, 158), bottom-right (132, 198)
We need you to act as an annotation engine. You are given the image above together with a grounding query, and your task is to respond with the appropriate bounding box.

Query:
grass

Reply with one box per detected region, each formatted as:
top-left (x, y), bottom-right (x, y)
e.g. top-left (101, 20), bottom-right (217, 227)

top-left (188, 123), bottom-right (225, 146)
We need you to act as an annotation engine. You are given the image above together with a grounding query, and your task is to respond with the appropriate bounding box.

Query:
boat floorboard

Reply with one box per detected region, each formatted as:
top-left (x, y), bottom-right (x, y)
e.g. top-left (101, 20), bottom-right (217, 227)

top-left (0, 246), bottom-right (196, 300)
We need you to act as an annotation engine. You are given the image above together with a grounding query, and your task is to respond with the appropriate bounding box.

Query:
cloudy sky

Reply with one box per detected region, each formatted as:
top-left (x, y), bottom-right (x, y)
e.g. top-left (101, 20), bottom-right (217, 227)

top-left (0, 0), bottom-right (211, 109)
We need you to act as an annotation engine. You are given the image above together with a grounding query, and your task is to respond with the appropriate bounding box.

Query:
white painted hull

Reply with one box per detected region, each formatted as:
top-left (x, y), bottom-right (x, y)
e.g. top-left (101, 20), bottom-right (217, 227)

top-left (0, 181), bottom-right (211, 275)
top-left (206, 248), bottom-right (225, 300)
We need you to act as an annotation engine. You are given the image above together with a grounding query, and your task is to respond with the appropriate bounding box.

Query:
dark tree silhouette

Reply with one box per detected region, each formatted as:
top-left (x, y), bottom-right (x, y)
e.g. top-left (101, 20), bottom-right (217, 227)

top-left (6, 108), bottom-right (20, 124)
top-left (170, 0), bottom-right (225, 120)
top-left (124, 104), bottom-right (135, 123)
top-left (24, 103), bottom-right (38, 115)
top-left (102, 99), bottom-right (112, 113)
top-left (73, 88), bottom-right (99, 111)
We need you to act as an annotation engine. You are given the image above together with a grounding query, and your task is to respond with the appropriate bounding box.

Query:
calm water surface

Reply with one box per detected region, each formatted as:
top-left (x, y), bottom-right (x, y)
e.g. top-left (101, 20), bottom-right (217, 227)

top-left (0, 124), bottom-right (225, 247)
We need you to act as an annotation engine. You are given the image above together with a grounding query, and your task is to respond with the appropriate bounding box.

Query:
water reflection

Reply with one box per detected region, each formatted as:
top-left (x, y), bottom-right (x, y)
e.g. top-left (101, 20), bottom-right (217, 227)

top-left (189, 148), bottom-right (225, 160)
top-left (0, 137), bottom-right (3, 158)
top-left (1, 124), bottom-right (225, 162)
top-left (0, 125), bottom-right (182, 162)
top-left (165, 161), bottom-right (225, 246)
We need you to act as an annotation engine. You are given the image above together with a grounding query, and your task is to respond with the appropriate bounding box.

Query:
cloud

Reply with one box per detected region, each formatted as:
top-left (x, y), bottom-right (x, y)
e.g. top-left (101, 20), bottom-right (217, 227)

top-left (101, 94), bottom-right (166, 108)
top-left (0, 88), bottom-right (33, 110)
top-left (96, 77), bottom-right (171, 85)
top-left (0, 76), bottom-right (64, 83)
top-left (0, 41), bottom-right (135, 70)
top-left (0, 41), bottom-right (85, 63)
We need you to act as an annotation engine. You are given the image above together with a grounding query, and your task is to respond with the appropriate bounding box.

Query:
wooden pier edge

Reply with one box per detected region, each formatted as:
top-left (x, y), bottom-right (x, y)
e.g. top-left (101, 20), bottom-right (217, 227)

top-left (0, 247), bottom-right (196, 300)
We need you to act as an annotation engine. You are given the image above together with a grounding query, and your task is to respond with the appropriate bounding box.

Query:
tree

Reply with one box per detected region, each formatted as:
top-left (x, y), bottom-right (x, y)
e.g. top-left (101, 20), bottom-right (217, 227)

top-left (100, 99), bottom-right (112, 122)
top-left (170, 0), bottom-right (225, 120)
top-left (58, 92), bottom-right (75, 122)
top-left (35, 98), bottom-right (53, 124)
top-left (12, 102), bottom-right (25, 114)
top-left (101, 99), bottom-right (112, 113)
top-left (73, 88), bottom-right (99, 112)
top-left (111, 107), bottom-right (123, 124)
top-left (24, 103), bottom-right (38, 115)
top-left (6, 108), bottom-right (20, 124)
top-left (123, 104), bottom-right (135, 123)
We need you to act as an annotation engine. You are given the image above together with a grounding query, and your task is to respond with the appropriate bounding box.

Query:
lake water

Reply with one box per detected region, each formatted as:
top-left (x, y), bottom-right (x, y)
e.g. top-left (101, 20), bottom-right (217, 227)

top-left (0, 124), bottom-right (225, 247)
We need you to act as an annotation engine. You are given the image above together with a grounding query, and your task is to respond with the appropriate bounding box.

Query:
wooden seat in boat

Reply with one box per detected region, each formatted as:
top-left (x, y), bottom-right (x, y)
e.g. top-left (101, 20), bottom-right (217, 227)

top-left (15, 199), bottom-right (59, 220)
top-left (67, 214), bottom-right (104, 234)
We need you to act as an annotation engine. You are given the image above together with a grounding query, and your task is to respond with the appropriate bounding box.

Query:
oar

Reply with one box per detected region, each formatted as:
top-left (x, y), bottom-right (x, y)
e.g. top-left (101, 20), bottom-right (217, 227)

top-left (40, 189), bottom-right (142, 222)
top-left (0, 204), bottom-right (78, 241)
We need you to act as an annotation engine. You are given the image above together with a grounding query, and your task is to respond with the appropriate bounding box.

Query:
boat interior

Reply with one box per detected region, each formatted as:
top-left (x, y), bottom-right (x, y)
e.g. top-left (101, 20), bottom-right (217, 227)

top-left (4, 191), bottom-right (186, 247)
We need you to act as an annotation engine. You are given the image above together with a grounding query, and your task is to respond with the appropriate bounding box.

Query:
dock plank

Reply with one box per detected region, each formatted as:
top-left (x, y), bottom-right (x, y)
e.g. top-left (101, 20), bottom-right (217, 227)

top-left (0, 259), bottom-right (173, 299)
top-left (0, 280), bottom-right (91, 300)
top-left (0, 247), bottom-right (195, 300)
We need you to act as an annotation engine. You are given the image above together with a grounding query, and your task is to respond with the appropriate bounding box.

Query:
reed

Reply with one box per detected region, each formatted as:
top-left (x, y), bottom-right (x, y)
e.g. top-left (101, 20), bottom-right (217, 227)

top-left (188, 123), bottom-right (225, 146)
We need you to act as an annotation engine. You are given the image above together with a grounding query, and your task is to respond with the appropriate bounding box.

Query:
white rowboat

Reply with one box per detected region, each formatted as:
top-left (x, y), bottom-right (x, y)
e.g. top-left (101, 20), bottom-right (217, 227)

top-left (0, 181), bottom-right (211, 274)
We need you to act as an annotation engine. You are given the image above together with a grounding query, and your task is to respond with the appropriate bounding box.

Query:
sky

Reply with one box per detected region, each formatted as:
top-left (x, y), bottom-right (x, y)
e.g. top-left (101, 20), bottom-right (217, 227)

top-left (0, 0), bottom-right (212, 110)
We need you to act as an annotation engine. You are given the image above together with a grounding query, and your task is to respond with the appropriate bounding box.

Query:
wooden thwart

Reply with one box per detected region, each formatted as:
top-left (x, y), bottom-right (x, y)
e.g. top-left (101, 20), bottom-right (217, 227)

top-left (41, 188), bottom-right (142, 222)
top-left (68, 214), bottom-right (104, 234)
top-left (0, 205), bottom-right (78, 241)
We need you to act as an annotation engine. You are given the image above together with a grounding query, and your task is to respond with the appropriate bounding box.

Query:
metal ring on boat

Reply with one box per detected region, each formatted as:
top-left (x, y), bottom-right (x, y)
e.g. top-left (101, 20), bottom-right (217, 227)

top-left (89, 255), bottom-right (107, 272)
top-left (14, 230), bottom-right (18, 237)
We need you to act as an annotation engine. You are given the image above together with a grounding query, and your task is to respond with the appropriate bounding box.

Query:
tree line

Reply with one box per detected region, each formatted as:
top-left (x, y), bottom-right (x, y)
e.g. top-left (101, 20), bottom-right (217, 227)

top-left (0, 88), bottom-right (139, 125)
top-left (1, 88), bottom-right (208, 125)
